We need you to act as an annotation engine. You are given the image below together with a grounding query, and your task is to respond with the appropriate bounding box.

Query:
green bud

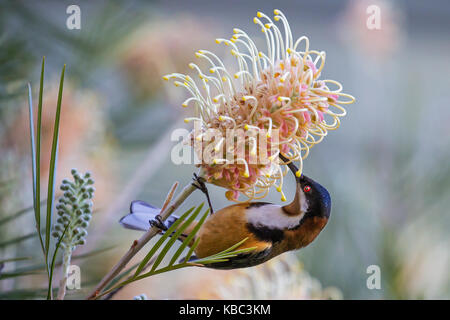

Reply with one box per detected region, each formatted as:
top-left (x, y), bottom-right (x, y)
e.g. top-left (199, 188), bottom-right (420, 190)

top-left (52, 231), bottom-right (61, 238)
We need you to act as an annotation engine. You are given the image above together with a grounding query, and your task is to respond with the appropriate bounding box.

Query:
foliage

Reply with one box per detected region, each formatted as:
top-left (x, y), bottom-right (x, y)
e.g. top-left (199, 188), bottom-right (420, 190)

top-left (96, 203), bottom-right (256, 299)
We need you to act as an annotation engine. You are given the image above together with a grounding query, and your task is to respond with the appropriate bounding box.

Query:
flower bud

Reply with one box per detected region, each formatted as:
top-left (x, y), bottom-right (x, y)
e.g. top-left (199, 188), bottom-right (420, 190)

top-left (52, 231), bottom-right (61, 238)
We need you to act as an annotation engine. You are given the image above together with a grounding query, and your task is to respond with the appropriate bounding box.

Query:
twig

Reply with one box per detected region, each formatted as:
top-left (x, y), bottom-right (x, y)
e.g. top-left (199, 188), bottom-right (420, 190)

top-left (86, 176), bottom-right (201, 300)
top-left (102, 256), bottom-right (158, 300)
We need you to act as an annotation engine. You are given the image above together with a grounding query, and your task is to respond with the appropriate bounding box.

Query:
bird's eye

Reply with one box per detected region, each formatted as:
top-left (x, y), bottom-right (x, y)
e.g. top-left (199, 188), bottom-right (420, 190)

top-left (303, 185), bottom-right (311, 192)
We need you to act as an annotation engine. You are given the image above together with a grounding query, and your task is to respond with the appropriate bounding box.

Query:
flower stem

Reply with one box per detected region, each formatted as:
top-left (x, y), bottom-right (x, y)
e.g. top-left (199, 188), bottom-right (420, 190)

top-left (57, 246), bottom-right (72, 300)
top-left (86, 174), bottom-right (202, 300)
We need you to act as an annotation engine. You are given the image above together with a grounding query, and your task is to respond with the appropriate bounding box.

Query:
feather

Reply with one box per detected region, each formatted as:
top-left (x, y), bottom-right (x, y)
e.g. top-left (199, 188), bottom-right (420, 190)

top-left (119, 210), bottom-right (160, 231)
top-left (120, 200), bottom-right (179, 231)
top-left (130, 200), bottom-right (157, 213)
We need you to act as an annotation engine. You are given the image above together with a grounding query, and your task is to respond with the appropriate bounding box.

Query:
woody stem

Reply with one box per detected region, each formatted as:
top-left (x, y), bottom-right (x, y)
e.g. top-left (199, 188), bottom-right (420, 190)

top-left (86, 171), bottom-right (204, 300)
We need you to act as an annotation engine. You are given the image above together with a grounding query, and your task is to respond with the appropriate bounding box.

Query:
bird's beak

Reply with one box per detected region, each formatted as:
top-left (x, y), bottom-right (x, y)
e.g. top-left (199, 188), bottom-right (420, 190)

top-left (282, 179), bottom-right (307, 216)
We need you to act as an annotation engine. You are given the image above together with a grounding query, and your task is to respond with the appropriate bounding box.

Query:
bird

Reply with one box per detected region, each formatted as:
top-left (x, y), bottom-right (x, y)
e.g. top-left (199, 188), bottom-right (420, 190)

top-left (119, 155), bottom-right (331, 269)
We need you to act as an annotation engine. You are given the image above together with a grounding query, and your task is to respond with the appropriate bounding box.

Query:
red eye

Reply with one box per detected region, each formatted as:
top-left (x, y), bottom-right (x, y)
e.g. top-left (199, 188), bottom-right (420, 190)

top-left (303, 185), bottom-right (311, 193)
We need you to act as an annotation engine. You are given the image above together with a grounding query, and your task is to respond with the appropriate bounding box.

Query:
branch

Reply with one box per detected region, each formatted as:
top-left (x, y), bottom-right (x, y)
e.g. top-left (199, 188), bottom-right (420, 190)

top-left (86, 176), bottom-right (200, 300)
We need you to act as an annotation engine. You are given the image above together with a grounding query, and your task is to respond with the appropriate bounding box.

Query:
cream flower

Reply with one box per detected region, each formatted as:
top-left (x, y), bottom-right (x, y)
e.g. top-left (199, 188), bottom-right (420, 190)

top-left (165, 9), bottom-right (355, 202)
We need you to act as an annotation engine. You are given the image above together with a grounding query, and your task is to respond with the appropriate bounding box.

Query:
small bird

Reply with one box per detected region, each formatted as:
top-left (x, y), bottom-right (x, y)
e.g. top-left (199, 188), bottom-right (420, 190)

top-left (119, 156), bottom-right (331, 269)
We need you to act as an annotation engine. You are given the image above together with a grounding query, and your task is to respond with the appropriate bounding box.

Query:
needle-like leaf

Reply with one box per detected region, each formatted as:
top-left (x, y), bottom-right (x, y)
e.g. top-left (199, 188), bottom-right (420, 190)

top-left (47, 222), bottom-right (69, 299)
top-left (44, 64), bottom-right (65, 263)
top-left (151, 204), bottom-right (205, 272)
top-left (169, 208), bottom-right (209, 266)
top-left (0, 199), bottom-right (46, 226)
top-left (35, 57), bottom-right (45, 255)
top-left (133, 205), bottom-right (197, 276)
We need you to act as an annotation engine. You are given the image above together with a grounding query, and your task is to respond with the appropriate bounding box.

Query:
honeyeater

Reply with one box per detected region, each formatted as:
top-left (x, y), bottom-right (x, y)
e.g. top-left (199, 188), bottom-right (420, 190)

top-left (120, 155), bottom-right (331, 269)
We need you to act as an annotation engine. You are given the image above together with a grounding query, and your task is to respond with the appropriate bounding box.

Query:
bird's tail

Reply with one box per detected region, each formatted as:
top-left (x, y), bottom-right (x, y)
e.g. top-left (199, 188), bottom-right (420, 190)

top-left (119, 200), bottom-right (178, 231)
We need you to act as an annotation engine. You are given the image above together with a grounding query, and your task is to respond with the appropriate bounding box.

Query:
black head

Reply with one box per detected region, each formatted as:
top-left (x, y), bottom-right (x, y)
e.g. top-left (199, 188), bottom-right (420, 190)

top-left (298, 174), bottom-right (331, 219)
top-left (279, 154), bottom-right (331, 219)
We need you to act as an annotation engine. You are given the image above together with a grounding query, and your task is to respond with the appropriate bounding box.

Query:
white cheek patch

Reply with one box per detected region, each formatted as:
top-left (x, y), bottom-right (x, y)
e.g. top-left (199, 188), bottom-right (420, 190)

top-left (246, 204), bottom-right (304, 230)
top-left (299, 188), bottom-right (309, 213)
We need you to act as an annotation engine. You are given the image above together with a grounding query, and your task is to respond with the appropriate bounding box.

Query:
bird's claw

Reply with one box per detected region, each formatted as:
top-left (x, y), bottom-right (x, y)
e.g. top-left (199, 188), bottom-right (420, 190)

top-left (192, 173), bottom-right (214, 214)
top-left (149, 215), bottom-right (168, 231)
top-left (192, 173), bottom-right (208, 194)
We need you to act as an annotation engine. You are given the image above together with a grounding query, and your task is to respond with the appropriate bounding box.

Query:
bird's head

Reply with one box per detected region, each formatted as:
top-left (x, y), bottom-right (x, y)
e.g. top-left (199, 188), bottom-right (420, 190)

top-left (297, 173), bottom-right (331, 219)
top-left (280, 155), bottom-right (331, 219)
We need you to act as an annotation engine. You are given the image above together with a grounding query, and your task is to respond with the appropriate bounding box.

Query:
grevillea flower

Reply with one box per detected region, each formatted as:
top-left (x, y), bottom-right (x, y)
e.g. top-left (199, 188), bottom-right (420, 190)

top-left (164, 9), bottom-right (355, 202)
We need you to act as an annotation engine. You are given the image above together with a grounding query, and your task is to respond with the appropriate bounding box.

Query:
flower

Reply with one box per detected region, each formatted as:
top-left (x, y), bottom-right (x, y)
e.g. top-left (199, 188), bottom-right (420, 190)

top-left (52, 169), bottom-right (95, 249)
top-left (165, 9), bottom-right (355, 201)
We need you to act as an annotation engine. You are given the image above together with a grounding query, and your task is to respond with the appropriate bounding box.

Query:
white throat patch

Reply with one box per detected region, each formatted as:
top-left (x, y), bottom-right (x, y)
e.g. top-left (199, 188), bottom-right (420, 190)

top-left (246, 204), bottom-right (304, 230)
top-left (298, 187), bottom-right (309, 213)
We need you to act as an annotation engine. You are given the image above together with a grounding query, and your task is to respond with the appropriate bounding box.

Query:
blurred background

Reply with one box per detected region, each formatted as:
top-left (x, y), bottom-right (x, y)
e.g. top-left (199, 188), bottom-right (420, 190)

top-left (0, 0), bottom-right (449, 299)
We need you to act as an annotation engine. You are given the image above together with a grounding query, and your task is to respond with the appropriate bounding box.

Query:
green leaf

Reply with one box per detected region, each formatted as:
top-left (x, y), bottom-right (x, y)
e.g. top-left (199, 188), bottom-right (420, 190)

top-left (35, 57), bottom-right (45, 256)
top-left (96, 213), bottom-right (254, 300)
top-left (0, 199), bottom-right (46, 226)
top-left (0, 246), bottom-right (115, 277)
top-left (133, 205), bottom-right (197, 277)
top-left (104, 261), bottom-right (141, 292)
top-left (169, 208), bottom-right (209, 266)
top-left (27, 82), bottom-right (37, 219)
top-left (71, 246), bottom-right (116, 261)
top-left (0, 257), bottom-right (31, 264)
top-left (0, 232), bottom-right (39, 249)
top-left (184, 237), bottom-right (201, 263)
top-left (47, 221), bottom-right (69, 299)
top-left (151, 204), bottom-right (205, 272)
top-left (193, 238), bottom-right (256, 265)
top-left (0, 267), bottom-right (41, 280)
top-left (44, 63), bottom-right (65, 264)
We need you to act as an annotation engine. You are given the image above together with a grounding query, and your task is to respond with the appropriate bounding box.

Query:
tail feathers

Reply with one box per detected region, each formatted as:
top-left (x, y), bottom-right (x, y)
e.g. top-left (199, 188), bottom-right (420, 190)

top-left (119, 200), bottom-right (178, 231)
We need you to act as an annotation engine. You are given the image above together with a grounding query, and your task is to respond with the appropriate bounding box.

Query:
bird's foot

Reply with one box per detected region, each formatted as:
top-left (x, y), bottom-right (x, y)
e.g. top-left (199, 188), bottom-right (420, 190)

top-left (149, 215), bottom-right (168, 231)
top-left (192, 173), bottom-right (207, 192)
top-left (192, 173), bottom-right (214, 214)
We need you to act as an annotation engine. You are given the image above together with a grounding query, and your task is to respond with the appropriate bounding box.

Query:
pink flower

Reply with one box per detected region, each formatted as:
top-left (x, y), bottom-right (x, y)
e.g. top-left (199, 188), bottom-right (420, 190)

top-left (165, 10), bottom-right (355, 201)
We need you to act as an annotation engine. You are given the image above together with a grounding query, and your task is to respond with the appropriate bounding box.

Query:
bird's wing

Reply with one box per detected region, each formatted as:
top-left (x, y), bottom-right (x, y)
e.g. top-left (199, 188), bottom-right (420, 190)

top-left (130, 200), bottom-right (158, 213)
top-left (119, 200), bottom-right (161, 231)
